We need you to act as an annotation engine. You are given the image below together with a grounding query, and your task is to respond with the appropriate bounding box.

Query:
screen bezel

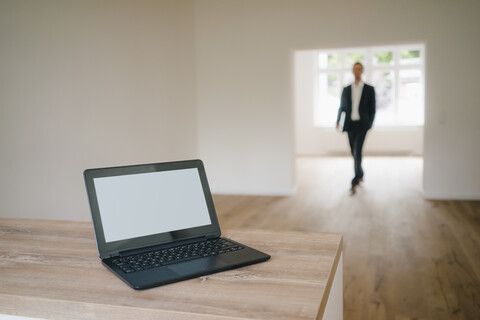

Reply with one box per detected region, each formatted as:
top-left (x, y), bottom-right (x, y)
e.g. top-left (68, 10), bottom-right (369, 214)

top-left (84, 159), bottom-right (221, 258)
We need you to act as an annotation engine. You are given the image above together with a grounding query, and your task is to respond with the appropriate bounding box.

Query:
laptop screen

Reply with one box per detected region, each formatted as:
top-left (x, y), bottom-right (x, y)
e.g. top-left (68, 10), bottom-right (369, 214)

top-left (84, 160), bottom-right (221, 258)
top-left (93, 168), bottom-right (212, 243)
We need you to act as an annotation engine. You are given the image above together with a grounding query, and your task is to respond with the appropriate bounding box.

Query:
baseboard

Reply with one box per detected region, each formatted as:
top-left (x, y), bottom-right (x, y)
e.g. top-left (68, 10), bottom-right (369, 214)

top-left (423, 191), bottom-right (480, 201)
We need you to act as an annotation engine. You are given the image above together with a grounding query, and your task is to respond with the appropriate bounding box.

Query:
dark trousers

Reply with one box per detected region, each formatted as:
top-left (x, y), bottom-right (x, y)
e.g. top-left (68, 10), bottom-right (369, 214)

top-left (347, 121), bottom-right (368, 186)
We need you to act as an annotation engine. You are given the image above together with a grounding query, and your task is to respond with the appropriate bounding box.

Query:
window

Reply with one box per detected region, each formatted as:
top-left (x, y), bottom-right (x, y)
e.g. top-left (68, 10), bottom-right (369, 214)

top-left (314, 44), bottom-right (425, 127)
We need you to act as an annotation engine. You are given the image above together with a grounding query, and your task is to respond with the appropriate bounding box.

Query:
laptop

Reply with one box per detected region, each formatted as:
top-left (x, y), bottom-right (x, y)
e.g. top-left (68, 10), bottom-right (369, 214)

top-left (84, 159), bottom-right (270, 290)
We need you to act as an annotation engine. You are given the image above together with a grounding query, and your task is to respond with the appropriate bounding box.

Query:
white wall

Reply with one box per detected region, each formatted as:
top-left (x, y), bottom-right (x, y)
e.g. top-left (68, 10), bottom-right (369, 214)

top-left (294, 50), bottom-right (424, 156)
top-left (194, 1), bottom-right (295, 195)
top-left (195, 0), bottom-right (480, 200)
top-left (421, 1), bottom-right (480, 200)
top-left (0, 1), bottom-right (198, 221)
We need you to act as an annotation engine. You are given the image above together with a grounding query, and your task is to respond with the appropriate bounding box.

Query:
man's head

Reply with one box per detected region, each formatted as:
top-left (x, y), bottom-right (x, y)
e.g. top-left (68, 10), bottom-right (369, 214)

top-left (353, 62), bottom-right (363, 83)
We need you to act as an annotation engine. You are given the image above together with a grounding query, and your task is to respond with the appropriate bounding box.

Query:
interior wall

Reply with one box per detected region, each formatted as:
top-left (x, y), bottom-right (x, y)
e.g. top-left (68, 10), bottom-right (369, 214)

top-left (0, 0), bottom-right (198, 221)
top-left (194, 1), bottom-right (295, 195)
top-left (422, 1), bottom-right (480, 200)
top-left (294, 50), bottom-right (424, 156)
top-left (195, 0), bottom-right (480, 200)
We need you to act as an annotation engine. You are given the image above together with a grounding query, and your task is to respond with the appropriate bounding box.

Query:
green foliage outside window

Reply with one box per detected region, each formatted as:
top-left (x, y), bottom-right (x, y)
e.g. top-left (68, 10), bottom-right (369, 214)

top-left (344, 53), bottom-right (364, 67)
top-left (375, 51), bottom-right (393, 64)
top-left (327, 54), bottom-right (339, 67)
top-left (401, 50), bottom-right (420, 59)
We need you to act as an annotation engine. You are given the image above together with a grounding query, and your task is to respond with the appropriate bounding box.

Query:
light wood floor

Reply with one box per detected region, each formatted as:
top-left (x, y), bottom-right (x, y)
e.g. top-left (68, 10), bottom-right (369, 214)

top-left (213, 156), bottom-right (480, 320)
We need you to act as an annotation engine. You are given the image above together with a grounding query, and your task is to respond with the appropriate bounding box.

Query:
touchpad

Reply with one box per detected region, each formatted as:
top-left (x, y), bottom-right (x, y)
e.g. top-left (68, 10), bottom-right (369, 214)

top-left (167, 258), bottom-right (228, 276)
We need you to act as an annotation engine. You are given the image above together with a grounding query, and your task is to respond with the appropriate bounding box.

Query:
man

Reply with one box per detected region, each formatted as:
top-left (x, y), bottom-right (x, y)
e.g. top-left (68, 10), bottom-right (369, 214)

top-left (336, 62), bottom-right (376, 194)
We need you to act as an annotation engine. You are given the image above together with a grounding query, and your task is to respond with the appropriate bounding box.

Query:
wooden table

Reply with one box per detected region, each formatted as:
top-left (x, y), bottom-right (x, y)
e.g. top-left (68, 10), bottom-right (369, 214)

top-left (0, 218), bottom-right (343, 320)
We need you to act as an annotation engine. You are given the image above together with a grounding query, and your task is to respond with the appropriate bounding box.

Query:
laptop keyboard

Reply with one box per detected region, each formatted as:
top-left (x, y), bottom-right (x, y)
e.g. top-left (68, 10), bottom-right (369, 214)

top-left (112, 238), bottom-right (244, 274)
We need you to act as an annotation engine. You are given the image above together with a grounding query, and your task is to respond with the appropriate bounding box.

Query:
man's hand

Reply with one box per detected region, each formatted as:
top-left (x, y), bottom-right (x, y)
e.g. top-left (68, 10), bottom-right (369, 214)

top-left (336, 122), bottom-right (340, 130)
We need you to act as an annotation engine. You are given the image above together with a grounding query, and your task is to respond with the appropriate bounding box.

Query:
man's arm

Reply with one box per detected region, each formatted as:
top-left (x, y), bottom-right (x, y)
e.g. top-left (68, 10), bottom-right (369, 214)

top-left (369, 86), bottom-right (376, 128)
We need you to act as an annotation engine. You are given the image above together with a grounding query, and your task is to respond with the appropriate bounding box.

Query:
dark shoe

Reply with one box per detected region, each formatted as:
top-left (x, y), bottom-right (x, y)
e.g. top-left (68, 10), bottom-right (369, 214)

top-left (350, 184), bottom-right (358, 195)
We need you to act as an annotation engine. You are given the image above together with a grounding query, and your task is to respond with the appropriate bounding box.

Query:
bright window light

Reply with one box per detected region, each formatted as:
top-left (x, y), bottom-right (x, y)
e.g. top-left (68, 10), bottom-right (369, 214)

top-left (314, 44), bottom-right (425, 127)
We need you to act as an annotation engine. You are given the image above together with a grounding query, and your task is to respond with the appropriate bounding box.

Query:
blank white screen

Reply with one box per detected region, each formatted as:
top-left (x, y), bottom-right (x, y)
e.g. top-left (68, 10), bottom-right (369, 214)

top-left (93, 168), bottom-right (212, 243)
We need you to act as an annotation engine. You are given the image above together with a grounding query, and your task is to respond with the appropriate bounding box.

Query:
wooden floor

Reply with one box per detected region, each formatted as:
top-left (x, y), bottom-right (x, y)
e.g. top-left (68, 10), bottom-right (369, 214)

top-left (213, 157), bottom-right (480, 320)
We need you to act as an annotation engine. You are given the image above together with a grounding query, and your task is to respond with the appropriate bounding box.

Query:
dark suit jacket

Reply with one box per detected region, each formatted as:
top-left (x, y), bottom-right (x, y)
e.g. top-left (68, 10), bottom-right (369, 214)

top-left (337, 83), bottom-right (376, 132)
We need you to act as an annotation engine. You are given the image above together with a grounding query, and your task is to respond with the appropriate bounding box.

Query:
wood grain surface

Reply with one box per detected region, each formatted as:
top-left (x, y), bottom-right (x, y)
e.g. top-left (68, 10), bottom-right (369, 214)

top-left (0, 218), bottom-right (342, 320)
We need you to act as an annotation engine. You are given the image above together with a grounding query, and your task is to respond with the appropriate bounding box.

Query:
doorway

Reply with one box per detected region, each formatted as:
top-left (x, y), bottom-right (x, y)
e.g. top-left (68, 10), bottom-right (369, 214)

top-left (294, 47), bottom-right (425, 157)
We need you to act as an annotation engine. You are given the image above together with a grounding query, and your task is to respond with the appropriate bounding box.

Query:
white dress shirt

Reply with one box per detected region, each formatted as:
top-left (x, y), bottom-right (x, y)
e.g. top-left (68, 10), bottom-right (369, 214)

top-left (351, 81), bottom-right (364, 121)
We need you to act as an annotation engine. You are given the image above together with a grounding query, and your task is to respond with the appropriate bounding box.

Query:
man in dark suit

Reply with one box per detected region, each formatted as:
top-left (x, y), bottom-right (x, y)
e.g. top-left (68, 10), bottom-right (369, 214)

top-left (336, 62), bottom-right (376, 194)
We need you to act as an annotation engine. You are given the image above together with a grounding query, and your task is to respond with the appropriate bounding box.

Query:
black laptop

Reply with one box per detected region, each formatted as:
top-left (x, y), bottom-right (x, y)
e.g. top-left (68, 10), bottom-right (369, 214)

top-left (84, 159), bottom-right (270, 290)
